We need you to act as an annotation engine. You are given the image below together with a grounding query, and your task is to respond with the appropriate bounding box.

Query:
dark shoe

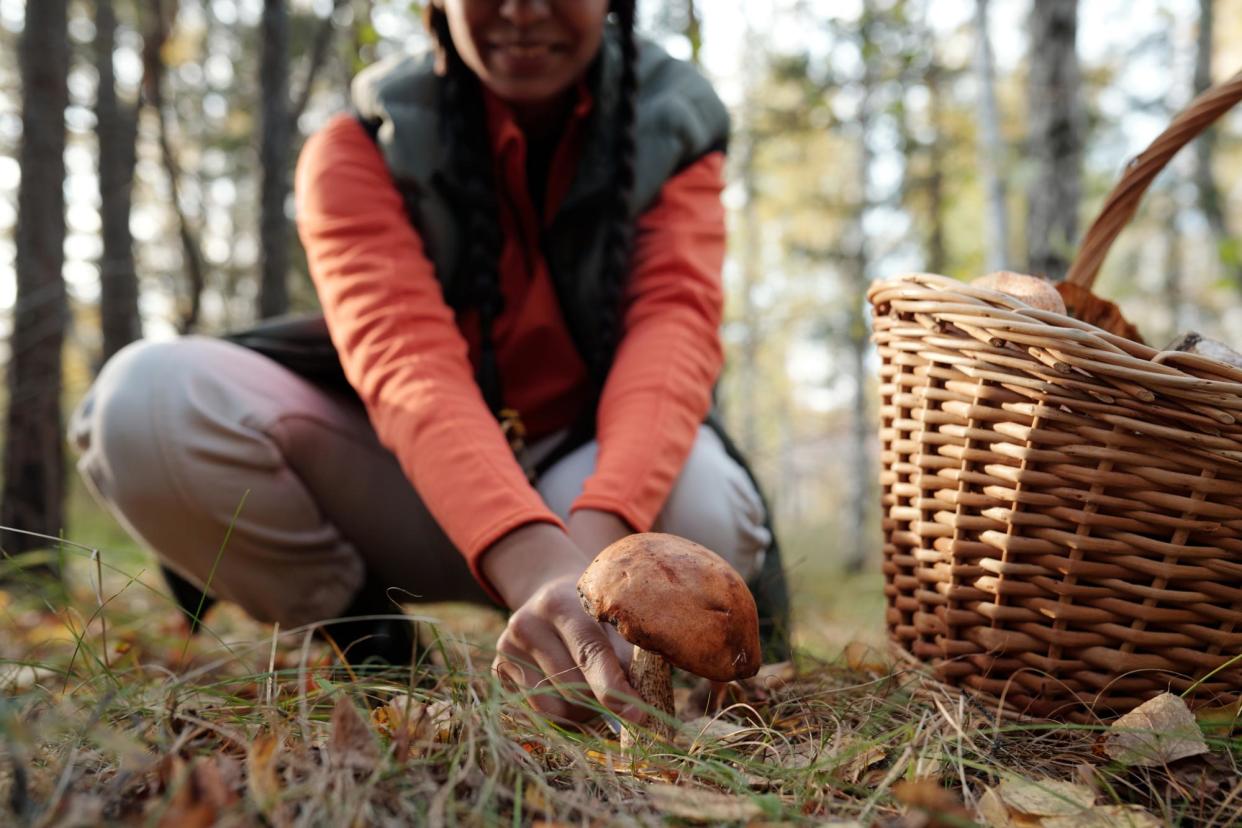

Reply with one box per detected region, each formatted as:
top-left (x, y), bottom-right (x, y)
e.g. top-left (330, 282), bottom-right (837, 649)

top-left (161, 564), bottom-right (216, 634)
top-left (750, 538), bottom-right (793, 663)
top-left (317, 574), bottom-right (419, 672)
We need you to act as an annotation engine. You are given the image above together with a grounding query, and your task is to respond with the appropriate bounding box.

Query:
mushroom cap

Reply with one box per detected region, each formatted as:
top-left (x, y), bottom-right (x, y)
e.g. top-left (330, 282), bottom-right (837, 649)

top-left (576, 533), bottom-right (762, 682)
top-left (972, 270), bottom-right (1067, 315)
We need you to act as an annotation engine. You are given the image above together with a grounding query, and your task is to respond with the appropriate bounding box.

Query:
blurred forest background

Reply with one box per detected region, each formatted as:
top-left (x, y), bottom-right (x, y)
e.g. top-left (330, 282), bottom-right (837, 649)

top-left (2, 0), bottom-right (1242, 620)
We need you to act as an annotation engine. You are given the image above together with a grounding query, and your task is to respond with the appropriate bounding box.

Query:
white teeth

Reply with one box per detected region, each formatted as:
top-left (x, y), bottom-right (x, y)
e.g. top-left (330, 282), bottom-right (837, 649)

top-left (504, 44), bottom-right (549, 58)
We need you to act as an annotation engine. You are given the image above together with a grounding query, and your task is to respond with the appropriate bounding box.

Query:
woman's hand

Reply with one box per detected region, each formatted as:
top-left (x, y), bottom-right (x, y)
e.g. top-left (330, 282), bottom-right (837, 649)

top-left (481, 522), bottom-right (643, 724)
top-left (493, 575), bottom-right (643, 722)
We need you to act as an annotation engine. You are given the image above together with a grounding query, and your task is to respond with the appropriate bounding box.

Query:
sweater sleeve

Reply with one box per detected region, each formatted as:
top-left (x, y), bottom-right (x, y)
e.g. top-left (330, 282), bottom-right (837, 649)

top-left (571, 152), bottom-right (727, 529)
top-left (294, 114), bottom-right (563, 601)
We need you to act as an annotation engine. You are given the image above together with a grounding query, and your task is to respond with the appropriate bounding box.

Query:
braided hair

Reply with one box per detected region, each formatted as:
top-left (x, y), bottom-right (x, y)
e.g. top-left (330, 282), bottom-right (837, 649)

top-left (425, 6), bottom-right (506, 411)
top-left (593, 0), bottom-right (638, 386)
top-left (424, 0), bottom-right (639, 413)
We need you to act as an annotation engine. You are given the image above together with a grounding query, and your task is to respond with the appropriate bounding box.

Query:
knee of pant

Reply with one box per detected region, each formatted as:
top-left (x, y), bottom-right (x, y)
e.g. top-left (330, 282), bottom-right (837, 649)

top-left (72, 337), bottom-right (238, 524)
top-left (73, 340), bottom-right (187, 480)
top-left (657, 431), bottom-right (771, 583)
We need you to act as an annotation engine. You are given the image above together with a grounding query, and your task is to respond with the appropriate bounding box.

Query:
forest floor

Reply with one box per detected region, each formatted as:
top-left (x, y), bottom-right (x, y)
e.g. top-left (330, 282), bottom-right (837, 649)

top-left (1, 484), bottom-right (1239, 827)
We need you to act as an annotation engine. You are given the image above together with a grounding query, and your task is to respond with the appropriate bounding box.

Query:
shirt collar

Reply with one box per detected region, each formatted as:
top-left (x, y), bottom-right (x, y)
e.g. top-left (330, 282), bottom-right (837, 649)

top-left (482, 77), bottom-right (595, 158)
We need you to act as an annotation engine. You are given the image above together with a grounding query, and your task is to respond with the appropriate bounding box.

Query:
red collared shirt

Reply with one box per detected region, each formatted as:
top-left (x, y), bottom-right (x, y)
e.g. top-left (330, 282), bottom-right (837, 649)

top-left (295, 85), bottom-right (726, 601)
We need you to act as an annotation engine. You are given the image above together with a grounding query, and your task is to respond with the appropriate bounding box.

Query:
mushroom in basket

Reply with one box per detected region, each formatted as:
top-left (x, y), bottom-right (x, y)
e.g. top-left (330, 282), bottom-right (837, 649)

top-left (1166, 331), bottom-right (1242, 370)
top-left (972, 270), bottom-right (1067, 315)
top-left (576, 533), bottom-right (761, 748)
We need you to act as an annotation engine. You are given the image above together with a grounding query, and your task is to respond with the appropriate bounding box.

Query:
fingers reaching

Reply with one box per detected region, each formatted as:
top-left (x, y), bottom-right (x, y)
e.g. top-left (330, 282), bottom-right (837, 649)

top-left (490, 578), bottom-right (645, 725)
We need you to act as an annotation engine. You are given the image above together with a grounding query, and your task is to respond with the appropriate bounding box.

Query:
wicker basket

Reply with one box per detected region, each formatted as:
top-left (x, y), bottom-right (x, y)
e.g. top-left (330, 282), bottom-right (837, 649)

top-left (868, 70), bottom-right (1242, 721)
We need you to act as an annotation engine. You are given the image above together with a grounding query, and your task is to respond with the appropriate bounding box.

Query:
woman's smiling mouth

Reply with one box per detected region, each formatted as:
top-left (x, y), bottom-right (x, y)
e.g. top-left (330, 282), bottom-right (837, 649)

top-left (489, 41), bottom-right (565, 74)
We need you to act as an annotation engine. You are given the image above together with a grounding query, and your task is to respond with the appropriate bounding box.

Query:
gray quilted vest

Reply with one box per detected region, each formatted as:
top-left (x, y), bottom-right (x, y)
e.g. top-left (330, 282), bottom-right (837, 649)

top-left (350, 28), bottom-right (730, 368)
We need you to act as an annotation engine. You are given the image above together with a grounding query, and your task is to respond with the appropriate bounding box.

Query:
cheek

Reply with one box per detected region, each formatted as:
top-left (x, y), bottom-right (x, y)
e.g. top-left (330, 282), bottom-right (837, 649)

top-left (565, 3), bottom-right (609, 51)
top-left (443, 2), bottom-right (489, 66)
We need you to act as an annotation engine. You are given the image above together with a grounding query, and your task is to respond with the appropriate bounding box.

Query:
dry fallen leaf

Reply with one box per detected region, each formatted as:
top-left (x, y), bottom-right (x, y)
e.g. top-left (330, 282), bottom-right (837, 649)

top-left (646, 783), bottom-right (763, 822)
top-left (372, 694), bottom-right (454, 747)
top-left (1042, 805), bottom-right (1163, 828)
top-left (839, 742), bottom-right (887, 783)
top-left (584, 749), bottom-right (678, 782)
top-left (157, 756), bottom-right (239, 828)
top-left (773, 739), bottom-right (823, 770)
top-left (1193, 698), bottom-right (1242, 736)
top-left (995, 778), bottom-right (1096, 817)
top-left (246, 732), bottom-right (281, 816)
top-left (679, 716), bottom-right (755, 750)
top-left (329, 694), bottom-right (379, 772)
top-left (978, 778), bottom-right (1161, 828)
top-left (843, 641), bottom-right (889, 674)
top-left (977, 787), bottom-right (1018, 827)
top-left (1104, 693), bottom-right (1209, 767)
top-left (892, 778), bottom-right (972, 827)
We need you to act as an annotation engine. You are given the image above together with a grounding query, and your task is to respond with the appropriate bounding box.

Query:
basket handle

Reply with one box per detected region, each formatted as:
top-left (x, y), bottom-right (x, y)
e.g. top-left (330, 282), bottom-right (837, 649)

top-left (1066, 67), bottom-right (1242, 289)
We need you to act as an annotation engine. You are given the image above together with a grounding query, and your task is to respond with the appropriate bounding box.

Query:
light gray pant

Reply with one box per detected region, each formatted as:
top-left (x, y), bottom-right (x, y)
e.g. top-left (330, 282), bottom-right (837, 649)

top-left (68, 337), bottom-right (770, 629)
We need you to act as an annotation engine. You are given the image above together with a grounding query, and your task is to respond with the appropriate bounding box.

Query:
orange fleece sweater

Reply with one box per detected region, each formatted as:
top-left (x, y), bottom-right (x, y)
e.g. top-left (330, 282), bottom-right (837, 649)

top-left (295, 96), bottom-right (725, 597)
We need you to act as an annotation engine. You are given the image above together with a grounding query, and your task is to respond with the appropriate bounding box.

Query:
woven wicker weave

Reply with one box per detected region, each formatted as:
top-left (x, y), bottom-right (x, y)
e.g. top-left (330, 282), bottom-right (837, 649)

top-left (868, 69), bottom-right (1242, 721)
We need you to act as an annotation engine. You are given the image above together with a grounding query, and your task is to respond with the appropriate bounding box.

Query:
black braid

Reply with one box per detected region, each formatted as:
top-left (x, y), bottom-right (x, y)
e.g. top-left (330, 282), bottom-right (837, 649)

top-left (425, 3), bottom-right (639, 408)
top-left (592, 0), bottom-right (639, 386)
top-left (426, 7), bottom-right (506, 412)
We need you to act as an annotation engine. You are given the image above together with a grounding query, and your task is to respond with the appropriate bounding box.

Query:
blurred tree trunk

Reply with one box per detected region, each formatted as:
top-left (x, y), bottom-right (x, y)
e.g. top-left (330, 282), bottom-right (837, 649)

top-left (732, 24), bottom-right (764, 459)
top-left (735, 132), bottom-right (761, 456)
top-left (1161, 193), bottom-right (1186, 343)
top-left (96, 0), bottom-right (143, 364)
top-left (923, 58), bottom-right (947, 275)
top-left (843, 3), bottom-right (878, 573)
top-left (683, 0), bottom-right (702, 66)
top-left (290, 0), bottom-right (347, 125)
top-left (144, 0), bottom-right (208, 334)
top-left (344, 0), bottom-right (374, 94)
top-left (259, 0), bottom-right (291, 319)
top-left (1025, 0), bottom-right (1082, 281)
top-left (1193, 0), bottom-right (1239, 288)
top-left (3, 0), bottom-right (70, 578)
top-left (974, 0), bottom-right (1009, 272)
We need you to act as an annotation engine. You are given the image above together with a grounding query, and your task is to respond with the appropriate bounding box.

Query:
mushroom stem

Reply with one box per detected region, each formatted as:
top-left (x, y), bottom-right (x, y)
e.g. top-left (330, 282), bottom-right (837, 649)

top-left (621, 646), bottom-right (675, 748)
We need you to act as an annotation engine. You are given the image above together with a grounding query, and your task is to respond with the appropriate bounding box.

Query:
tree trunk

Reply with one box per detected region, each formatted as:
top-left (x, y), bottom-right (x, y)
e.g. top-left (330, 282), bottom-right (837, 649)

top-left (733, 24), bottom-right (764, 460)
top-left (289, 0), bottom-right (347, 127)
top-left (683, 0), bottom-right (702, 66)
top-left (736, 132), bottom-right (761, 457)
top-left (96, 0), bottom-right (142, 364)
top-left (1025, 0), bottom-right (1082, 282)
top-left (974, 0), bottom-right (1009, 273)
top-left (259, 0), bottom-right (291, 319)
top-left (3, 0), bottom-right (70, 577)
top-left (923, 58), bottom-right (947, 275)
top-left (144, 0), bottom-right (208, 334)
top-left (1161, 193), bottom-right (1186, 344)
top-left (844, 4), bottom-right (877, 573)
top-left (1193, 0), bottom-right (1239, 289)
top-left (344, 0), bottom-right (374, 95)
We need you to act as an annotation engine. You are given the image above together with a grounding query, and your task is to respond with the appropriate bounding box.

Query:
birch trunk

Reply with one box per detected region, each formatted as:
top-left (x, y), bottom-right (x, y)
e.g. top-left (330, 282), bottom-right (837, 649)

top-left (844, 3), bottom-right (877, 572)
top-left (974, 0), bottom-right (1009, 272)
top-left (1025, 0), bottom-right (1082, 282)
top-left (1193, 0), bottom-right (1239, 289)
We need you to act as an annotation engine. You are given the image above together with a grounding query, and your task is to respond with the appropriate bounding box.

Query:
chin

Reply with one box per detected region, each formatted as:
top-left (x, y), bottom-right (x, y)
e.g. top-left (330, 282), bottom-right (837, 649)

top-left (491, 79), bottom-right (572, 107)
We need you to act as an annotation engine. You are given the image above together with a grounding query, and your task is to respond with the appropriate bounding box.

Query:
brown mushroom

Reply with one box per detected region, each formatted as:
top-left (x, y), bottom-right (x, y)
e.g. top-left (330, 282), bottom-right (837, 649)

top-left (972, 270), bottom-right (1067, 315)
top-left (576, 532), bottom-right (761, 746)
